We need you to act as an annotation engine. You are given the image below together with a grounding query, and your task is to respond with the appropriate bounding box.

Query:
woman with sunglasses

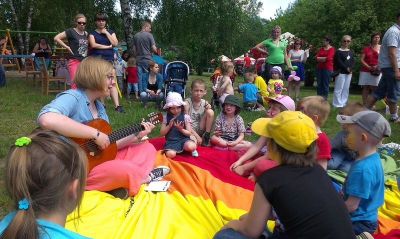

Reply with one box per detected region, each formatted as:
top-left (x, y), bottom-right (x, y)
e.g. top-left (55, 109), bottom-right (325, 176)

top-left (315, 35), bottom-right (335, 100)
top-left (253, 25), bottom-right (293, 80)
top-left (88, 12), bottom-right (125, 113)
top-left (54, 14), bottom-right (88, 90)
top-left (332, 35), bottom-right (355, 108)
top-left (287, 40), bottom-right (309, 101)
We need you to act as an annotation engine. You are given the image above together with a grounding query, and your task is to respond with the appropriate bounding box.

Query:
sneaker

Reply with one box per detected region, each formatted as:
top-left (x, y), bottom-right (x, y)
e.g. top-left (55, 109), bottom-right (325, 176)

top-left (191, 150), bottom-right (199, 157)
top-left (115, 105), bottom-right (126, 113)
top-left (356, 232), bottom-right (374, 239)
top-left (107, 187), bottom-right (128, 200)
top-left (295, 97), bottom-right (300, 102)
top-left (201, 136), bottom-right (210, 147)
top-left (148, 166), bottom-right (170, 182)
top-left (389, 117), bottom-right (400, 123)
top-left (140, 135), bottom-right (149, 140)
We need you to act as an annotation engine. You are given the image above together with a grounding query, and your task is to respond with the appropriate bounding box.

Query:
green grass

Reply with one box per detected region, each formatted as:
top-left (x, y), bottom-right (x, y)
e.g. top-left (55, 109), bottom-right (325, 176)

top-left (1, 73), bottom-right (399, 219)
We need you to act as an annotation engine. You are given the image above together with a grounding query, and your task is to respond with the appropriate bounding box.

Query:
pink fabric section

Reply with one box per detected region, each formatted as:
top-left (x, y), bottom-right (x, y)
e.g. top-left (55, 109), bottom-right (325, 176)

top-left (85, 142), bottom-right (156, 196)
top-left (254, 159), bottom-right (278, 176)
top-left (67, 59), bottom-right (81, 89)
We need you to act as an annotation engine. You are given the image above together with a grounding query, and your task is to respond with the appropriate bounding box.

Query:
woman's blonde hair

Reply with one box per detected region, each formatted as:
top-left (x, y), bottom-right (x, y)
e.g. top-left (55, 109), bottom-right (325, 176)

top-left (1, 129), bottom-right (87, 239)
top-left (74, 56), bottom-right (113, 91)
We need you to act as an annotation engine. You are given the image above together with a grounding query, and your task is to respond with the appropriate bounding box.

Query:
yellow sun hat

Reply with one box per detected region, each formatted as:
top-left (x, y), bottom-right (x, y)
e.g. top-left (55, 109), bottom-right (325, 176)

top-left (251, 111), bottom-right (318, 153)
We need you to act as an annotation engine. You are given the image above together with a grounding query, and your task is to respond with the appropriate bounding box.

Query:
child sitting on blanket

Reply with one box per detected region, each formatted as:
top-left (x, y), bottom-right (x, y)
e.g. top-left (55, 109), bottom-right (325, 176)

top-left (297, 96), bottom-right (331, 170)
top-left (230, 95), bottom-right (295, 178)
top-left (160, 92), bottom-right (198, 158)
top-left (327, 101), bottom-right (364, 173)
top-left (213, 111), bottom-right (356, 239)
top-left (336, 111), bottom-right (391, 235)
top-left (0, 129), bottom-right (90, 239)
top-left (210, 94), bottom-right (252, 151)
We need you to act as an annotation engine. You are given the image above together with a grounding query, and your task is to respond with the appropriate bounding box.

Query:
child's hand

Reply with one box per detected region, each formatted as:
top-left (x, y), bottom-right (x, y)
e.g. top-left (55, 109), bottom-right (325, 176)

top-left (204, 102), bottom-right (212, 110)
top-left (213, 130), bottom-right (222, 137)
top-left (173, 120), bottom-right (184, 131)
top-left (195, 135), bottom-right (202, 145)
top-left (230, 161), bottom-right (241, 171)
top-left (168, 118), bottom-right (175, 128)
top-left (227, 141), bottom-right (237, 147)
top-left (283, 87), bottom-right (287, 91)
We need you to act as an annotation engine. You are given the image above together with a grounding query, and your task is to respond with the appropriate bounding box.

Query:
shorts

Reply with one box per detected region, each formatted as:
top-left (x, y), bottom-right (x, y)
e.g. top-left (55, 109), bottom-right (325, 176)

top-left (243, 101), bottom-right (257, 110)
top-left (371, 68), bottom-right (400, 103)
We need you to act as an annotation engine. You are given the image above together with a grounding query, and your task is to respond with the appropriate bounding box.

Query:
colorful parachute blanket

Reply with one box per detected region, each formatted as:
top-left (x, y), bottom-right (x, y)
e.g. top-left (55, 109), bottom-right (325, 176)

top-left (328, 154), bottom-right (400, 238)
top-left (66, 137), bottom-right (255, 238)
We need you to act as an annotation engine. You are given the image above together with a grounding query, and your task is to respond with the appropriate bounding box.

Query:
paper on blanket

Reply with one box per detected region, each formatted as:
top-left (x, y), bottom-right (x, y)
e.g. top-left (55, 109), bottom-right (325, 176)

top-left (145, 181), bottom-right (171, 192)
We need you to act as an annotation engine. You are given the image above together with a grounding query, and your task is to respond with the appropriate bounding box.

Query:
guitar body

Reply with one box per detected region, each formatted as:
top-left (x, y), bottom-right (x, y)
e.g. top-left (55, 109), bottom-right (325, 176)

top-left (69, 112), bottom-right (162, 173)
top-left (70, 118), bottom-right (117, 172)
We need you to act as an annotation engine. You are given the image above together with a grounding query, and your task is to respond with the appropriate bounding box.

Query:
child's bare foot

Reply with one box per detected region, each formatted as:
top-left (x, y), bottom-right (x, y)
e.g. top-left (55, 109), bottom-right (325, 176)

top-left (248, 173), bottom-right (256, 182)
top-left (233, 165), bottom-right (246, 176)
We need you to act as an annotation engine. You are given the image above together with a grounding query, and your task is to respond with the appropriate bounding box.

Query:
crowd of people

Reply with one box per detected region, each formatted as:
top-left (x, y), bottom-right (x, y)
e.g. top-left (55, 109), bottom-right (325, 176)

top-left (1, 10), bottom-right (400, 239)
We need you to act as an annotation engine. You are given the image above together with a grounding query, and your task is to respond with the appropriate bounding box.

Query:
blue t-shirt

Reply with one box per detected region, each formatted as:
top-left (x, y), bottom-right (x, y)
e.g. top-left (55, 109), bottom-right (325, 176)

top-left (88, 29), bottom-right (115, 61)
top-left (238, 83), bottom-right (258, 103)
top-left (38, 88), bottom-right (108, 123)
top-left (0, 212), bottom-right (91, 239)
top-left (343, 152), bottom-right (384, 222)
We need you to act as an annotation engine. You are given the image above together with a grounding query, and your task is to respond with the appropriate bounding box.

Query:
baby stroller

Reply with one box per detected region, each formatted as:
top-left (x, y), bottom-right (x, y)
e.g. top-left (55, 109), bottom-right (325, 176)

top-left (209, 66), bottom-right (237, 110)
top-left (164, 61), bottom-right (189, 99)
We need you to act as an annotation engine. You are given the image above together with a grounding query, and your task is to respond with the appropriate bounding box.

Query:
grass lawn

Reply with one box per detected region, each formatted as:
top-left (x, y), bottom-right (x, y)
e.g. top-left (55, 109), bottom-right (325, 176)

top-left (1, 72), bottom-right (399, 219)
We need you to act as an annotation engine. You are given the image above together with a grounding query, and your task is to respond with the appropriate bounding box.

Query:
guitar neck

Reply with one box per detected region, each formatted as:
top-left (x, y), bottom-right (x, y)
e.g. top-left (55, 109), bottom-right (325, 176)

top-left (107, 123), bottom-right (143, 143)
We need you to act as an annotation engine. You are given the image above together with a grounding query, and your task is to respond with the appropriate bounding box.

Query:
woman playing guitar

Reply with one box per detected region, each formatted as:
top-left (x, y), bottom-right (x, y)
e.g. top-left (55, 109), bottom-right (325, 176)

top-left (38, 56), bottom-right (169, 199)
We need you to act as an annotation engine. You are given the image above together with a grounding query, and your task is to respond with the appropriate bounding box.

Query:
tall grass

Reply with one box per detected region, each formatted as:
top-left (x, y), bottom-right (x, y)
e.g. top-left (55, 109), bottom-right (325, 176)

top-left (1, 73), bottom-right (399, 219)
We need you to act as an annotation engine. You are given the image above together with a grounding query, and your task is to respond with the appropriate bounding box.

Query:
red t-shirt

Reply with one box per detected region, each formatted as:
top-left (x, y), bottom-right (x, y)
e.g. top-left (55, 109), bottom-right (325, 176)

top-left (126, 66), bottom-right (138, 83)
top-left (244, 56), bottom-right (251, 67)
top-left (317, 132), bottom-right (331, 160)
top-left (360, 45), bottom-right (379, 72)
top-left (315, 47), bottom-right (335, 70)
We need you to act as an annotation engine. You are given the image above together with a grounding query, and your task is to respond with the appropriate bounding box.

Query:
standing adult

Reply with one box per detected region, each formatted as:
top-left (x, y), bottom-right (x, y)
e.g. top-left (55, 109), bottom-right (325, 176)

top-left (133, 21), bottom-right (158, 93)
top-left (54, 13), bottom-right (88, 89)
top-left (332, 35), bottom-right (355, 108)
top-left (288, 40), bottom-right (309, 101)
top-left (32, 37), bottom-right (52, 69)
top-left (359, 32), bottom-right (382, 106)
top-left (253, 25), bottom-right (293, 80)
top-left (88, 12), bottom-right (125, 113)
top-left (365, 13), bottom-right (400, 123)
top-left (0, 39), bottom-right (6, 87)
top-left (315, 35), bottom-right (335, 100)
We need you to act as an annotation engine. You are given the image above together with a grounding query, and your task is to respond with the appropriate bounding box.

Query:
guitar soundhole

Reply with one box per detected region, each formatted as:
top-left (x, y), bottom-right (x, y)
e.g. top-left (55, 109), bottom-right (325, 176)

top-left (85, 140), bottom-right (102, 157)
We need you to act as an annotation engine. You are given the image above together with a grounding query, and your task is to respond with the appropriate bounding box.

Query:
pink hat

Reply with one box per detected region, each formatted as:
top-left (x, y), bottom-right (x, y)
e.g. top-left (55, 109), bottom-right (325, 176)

top-left (163, 92), bottom-right (187, 109)
top-left (264, 95), bottom-right (295, 111)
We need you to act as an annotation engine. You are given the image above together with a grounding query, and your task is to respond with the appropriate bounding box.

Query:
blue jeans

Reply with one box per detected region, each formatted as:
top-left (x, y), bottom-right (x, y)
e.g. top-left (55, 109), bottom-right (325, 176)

top-left (34, 57), bottom-right (50, 70)
top-left (127, 83), bottom-right (138, 94)
top-left (352, 220), bottom-right (377, 235)
top-left (371, 67), bottom-right (400, 103)
top-left (0, 62), bottom-right (5, 86)
top-left (136, 61), bottom-right (149, 93)
top-left (327, 149), bottom-right (354, 173)
top-left (140, 91), bottom-right (164, 107)
top-left (316, 68), bottom-right (332, 100)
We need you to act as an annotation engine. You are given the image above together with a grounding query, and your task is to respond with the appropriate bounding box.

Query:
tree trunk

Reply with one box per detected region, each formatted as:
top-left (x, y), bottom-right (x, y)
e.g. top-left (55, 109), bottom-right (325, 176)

top-left (120, 0), bottom-right (134, 51)
top-left (24, 5), bottom-right (34, 54)
top-left (8, 0), bottom-right (25, 54)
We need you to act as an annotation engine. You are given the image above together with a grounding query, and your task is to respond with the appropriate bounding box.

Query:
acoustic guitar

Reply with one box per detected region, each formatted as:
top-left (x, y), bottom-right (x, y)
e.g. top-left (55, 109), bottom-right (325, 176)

top-left (70, 112), bottom-right (162, 172)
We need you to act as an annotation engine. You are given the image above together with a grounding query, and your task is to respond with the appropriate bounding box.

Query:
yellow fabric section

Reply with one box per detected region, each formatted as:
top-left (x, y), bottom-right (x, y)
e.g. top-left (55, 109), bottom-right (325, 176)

top-left (66, 150), bottom-right (254, 239)
top-left (376, 179), bottom-right (400, 235)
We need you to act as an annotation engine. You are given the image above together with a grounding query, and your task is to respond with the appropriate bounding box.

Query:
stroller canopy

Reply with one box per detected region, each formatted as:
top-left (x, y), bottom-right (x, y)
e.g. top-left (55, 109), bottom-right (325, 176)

top-left (164, 61), bottom-right (190, 80)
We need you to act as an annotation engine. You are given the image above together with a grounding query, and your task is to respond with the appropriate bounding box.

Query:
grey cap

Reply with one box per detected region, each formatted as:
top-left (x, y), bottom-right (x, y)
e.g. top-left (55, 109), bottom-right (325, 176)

top-left (336, 111), bottom-right (391, 139)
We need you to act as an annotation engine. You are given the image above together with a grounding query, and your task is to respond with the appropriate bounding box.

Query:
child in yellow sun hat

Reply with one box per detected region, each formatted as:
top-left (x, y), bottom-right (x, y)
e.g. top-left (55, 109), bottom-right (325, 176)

top-left (213, 111), bottom-right (355, 239)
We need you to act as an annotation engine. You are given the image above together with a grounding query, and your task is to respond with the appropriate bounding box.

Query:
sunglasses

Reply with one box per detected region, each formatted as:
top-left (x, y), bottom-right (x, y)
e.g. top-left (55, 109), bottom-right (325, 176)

top-left (343, 40), bottom-right (351, 43)
top-left (77, 22), bottom-right (86, 25)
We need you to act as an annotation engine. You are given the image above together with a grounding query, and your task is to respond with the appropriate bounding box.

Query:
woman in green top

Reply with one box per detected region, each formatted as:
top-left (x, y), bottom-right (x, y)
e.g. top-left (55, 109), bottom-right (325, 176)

top-left (253, 25), bottom-right (293, 80)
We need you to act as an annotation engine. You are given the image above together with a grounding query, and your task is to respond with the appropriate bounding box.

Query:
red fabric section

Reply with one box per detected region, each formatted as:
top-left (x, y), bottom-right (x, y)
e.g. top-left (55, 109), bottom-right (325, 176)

top-left (149, 137), bottom-right (255, 191)
top-left (317, 132), bottom-right (331, 160)
top-left (374, 229), bottom-right (400, 239)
